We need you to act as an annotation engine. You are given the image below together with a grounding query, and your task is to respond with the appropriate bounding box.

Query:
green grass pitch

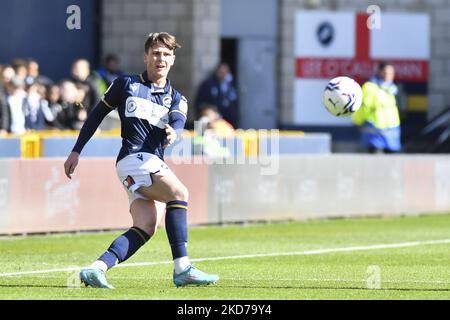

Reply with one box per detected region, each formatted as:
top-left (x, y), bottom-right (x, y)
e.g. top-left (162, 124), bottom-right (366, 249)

top-left (1, 214), bottom-right (450, 300)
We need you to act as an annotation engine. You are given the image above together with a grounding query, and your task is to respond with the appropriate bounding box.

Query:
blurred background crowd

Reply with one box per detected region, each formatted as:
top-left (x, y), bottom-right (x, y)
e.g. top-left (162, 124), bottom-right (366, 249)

top-left (1, 0), bottom-right (449, 154)
top-left (0, 56), bottom-right (238, 137)
top-left (0, 56), bottom-right (122, 135)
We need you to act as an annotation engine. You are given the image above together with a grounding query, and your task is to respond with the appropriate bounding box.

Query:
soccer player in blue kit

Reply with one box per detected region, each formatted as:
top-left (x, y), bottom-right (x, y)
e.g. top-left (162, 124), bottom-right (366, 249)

top-left (64, 32), bottom-right (219, 288)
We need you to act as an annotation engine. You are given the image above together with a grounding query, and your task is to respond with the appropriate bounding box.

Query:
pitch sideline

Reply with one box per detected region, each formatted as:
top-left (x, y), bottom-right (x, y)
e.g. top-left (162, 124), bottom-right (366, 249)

top-left (1, 238), bottom-right (450, 277)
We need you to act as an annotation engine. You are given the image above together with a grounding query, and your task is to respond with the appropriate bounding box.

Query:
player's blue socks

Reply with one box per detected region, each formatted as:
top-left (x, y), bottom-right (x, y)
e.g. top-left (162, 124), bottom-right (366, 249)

top-left (98, 226), bottom-right (150, 269)
top-left (165, 200), bottom-right (188, 259)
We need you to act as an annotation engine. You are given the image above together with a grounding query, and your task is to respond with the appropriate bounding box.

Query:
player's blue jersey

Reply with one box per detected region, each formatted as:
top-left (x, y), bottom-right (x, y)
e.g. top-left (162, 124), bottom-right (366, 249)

top-left (102, 71), bottom-right (188, 163)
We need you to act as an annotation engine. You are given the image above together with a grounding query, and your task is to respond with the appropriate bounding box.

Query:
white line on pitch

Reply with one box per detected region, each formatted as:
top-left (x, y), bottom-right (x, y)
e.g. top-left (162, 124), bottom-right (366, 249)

top-left (1, 238), bottom-right (450, 277)
top-left (25, 275), bottom-right (450, 285)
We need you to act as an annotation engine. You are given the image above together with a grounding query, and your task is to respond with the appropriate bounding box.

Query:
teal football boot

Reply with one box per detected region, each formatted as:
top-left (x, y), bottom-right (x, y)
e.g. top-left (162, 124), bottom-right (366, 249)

top-left (173, 265), bottom-right (219, 287)
top-left (79, 269), bottom-right (114, 289)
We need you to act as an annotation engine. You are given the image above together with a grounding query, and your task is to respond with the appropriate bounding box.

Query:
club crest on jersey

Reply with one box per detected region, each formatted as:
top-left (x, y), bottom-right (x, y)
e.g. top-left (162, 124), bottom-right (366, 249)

top-left (126, 99), bottom-right (137, 113)
top-left (163, 95), bottom-right (172, 108)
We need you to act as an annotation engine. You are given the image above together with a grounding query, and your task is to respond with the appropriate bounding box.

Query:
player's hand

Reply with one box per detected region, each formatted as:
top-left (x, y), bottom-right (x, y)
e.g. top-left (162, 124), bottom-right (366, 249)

top-left (64, 151), bottom-right (80, 179)
top-left (164, 124), bottom-right (177, 148)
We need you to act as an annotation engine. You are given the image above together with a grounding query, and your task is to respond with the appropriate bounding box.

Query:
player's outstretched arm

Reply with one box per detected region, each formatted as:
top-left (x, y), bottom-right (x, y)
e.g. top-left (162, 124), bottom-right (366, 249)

top-left (64, 151), bottom-right (79, 179)
top-left (64, 102), bottom-right (112, 179)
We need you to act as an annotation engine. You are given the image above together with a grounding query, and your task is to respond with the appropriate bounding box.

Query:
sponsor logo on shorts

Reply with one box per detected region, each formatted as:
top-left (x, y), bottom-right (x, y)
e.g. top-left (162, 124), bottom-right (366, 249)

top-left (123, 175), bottom-right (135, 189)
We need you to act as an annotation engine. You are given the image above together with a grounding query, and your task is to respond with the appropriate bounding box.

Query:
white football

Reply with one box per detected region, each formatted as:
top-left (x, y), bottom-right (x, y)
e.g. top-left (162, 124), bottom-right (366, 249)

top-left (322, 76), bottom-right (363, 117)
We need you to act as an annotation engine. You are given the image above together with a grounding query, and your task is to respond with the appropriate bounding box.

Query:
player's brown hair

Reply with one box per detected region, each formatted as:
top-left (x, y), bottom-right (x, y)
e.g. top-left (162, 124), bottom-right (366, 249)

top-left (144, 32), bottom-right (181, 53)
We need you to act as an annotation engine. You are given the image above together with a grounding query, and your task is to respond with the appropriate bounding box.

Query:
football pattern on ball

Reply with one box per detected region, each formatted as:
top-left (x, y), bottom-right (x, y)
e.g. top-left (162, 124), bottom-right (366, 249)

top-left (322, 76), bottom-right (363, 117)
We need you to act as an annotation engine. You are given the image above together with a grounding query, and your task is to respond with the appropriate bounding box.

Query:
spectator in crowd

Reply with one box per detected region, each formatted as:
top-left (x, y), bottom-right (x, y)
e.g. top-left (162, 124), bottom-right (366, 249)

top-left (26, 59), bottom-right (53, 87)
top-left (197, 104), bottom-right (234, 137)
top-left (193, 105), bottom-right (234, 158)
top-left (0, 93), bottom-right (7, 135)
top-left (0, 65), bottom-right (14, 134)
top-left (23, 83), bottom-right (54, 130)
top-left (195, 62), bottom-right (239, 128)
top-left (75, 83), bottom-right (88, 107)
top-left (352, 61), bottom-right (401, 154)
top-left (71, 59), bottom-right (101, 114)
top-left (59, 80), bottom-right (87, 130)
top-left (46, 84), bottom-right (66, 129)
top-left (4, 76), bottom-right (27, 135)
top-left (0, 67), bottom-right (7, 135)
top-left (12, 59), bottom-right (28, 82)
top-left (1, 65), bottom-right (16, 86)
top-left (94, 54), bottom-right (125, 95)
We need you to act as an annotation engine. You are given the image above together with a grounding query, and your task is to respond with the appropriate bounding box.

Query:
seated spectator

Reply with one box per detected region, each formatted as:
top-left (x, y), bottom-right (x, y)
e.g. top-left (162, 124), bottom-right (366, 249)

top-left (94, 54), bottom-right (125, 95)
top-left (0, 93), bottom-right (7, 135)
top-left (12, 59), bottom-right (28, 82)
top-left (75, 83), bottom-right (87, 107)
top-left (23, 83), bottom-right (54, 131)
top-left (0, 65), bottom-right (14, 134)
top-left (193, 105), bottom-right (234, 158)
top-left (195, 63), bottom-right (239, 128)
top-left (0, 100), bottom-right (7, 135)
top-left (1, 65), bottom-right (16, 85)
top-left (5, 76), bottom-right (27, 134)
top-left (0, 94), bottom-right (9, 136)
top-left (71, 59), bottom-right (101, 114)
top-left (59, 80), bottom-right (87, 130)
top-left (197, 104), bottom-right (235, 137)
top-left (0, 78), bottom-right (7, 136)
top-left (26, 59), bottom-right (53, 87)
top-left (45, 84), bottom-right (65, 129)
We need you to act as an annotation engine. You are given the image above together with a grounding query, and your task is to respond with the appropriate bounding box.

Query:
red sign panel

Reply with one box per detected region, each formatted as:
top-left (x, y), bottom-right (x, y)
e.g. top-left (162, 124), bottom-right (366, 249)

top-left (296, 13), bottom-right (428, 83)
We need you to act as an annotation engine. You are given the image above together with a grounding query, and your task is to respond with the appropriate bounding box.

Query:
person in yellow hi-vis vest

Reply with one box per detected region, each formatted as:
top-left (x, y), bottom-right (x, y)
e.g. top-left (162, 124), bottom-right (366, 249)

top-left (352, 62), bottom-right (401, 153)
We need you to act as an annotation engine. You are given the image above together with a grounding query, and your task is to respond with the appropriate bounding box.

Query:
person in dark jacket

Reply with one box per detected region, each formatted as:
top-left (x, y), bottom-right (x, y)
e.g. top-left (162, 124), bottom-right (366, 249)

top-left (71, 59), bottom-right (101, 114)
top-left (195, 62), bottom-right (239, 128)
